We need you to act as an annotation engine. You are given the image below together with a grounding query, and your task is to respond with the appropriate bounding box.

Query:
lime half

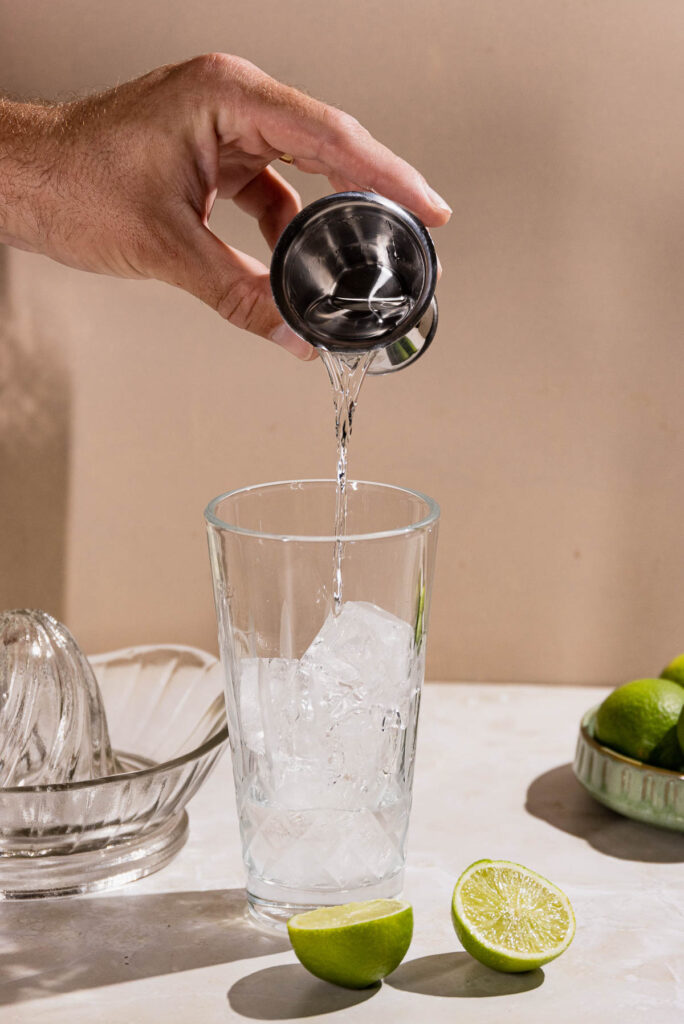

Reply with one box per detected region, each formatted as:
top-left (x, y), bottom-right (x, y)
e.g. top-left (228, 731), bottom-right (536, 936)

top-left (287, 899), bottom-right (413, 989)
top-left (451, 860), bottom-right (575, 973)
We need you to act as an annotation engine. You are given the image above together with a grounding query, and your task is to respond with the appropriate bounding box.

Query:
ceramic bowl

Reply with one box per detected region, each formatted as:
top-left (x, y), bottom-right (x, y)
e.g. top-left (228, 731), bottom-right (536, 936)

top-left (573, 706), bottom-right (684, 832)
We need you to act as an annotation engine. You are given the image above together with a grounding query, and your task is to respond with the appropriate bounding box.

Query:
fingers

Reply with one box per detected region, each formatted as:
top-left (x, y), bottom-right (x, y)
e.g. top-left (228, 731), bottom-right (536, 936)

top-left (245, 65), bottom-right (448, 227)
top-left (231, 165), bottom-right (301, 249)
top-left (270, 109), bottom-right (452, 228)
top-left (218, 57), bottom-right (452, 227)
top-left (300, 128), bottom-right (452, 229)
top-left (173, 218), bottom-right (316, 360)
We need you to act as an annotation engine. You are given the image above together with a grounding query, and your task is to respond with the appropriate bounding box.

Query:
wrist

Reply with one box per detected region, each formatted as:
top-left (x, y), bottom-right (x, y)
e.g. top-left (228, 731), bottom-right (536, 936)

top-left (0, 100), bottom-right (68, 254)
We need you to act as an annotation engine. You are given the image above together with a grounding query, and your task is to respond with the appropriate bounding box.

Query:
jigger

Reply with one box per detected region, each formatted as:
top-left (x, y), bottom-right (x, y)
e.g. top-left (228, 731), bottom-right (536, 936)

top-left (270, 191), bottom-right (438, 374)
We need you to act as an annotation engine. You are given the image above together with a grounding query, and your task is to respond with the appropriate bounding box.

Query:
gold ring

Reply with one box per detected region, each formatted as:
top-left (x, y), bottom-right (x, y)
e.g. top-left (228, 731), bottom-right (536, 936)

top-left (279, 153), bottom-right (295, 164)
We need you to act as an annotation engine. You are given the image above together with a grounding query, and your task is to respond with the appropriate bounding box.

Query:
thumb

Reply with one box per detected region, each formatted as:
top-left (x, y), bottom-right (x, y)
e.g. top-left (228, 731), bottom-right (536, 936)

top-left (173, 222), bottom-right (316, 360)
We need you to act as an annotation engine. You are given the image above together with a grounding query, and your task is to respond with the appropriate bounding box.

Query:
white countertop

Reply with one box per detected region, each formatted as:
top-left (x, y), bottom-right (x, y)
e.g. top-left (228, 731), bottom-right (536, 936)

top-left (2, 682), bottom-right (683, 1022)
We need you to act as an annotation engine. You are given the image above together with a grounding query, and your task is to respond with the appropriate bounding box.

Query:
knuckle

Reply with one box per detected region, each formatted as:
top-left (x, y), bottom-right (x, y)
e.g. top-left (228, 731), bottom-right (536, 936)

top-left (215, 277), bottom-right (264, 331)
top-left (317, 108), bottom-right (369, 159)
top-left (184, 52), bottom-right (245, 84)
top-left (329, 109), bottom-right (366, 140)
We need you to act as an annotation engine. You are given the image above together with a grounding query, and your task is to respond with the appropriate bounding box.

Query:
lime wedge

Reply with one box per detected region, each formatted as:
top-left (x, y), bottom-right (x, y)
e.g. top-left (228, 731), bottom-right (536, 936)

top-left (451, 860), bottom-right (575, 973)
top-left (415, 582), bottom-right (425, 649)
top-left (287, 899), bottom-right (413, 989)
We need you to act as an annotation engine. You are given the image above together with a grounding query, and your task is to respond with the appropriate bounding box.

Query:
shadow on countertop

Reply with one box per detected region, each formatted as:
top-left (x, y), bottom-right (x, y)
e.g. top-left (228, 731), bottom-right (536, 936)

top-left (228, 964), bottom-right (378, 1018)
top-left (386, 952), bottom-right (543, 997)
top-left (227, 951), bottom-right (541, 1018)
top-left (526, 763), bottom-right (684, 862)
top-left (0, 887), bottom-right (289, 1006)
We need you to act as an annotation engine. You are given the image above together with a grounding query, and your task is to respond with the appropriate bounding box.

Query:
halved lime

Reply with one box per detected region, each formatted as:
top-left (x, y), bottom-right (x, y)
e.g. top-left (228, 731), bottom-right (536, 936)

top-left (287, 899), bottom-right (413, 989)
top-left (451, 860), bottom-right (575, 973)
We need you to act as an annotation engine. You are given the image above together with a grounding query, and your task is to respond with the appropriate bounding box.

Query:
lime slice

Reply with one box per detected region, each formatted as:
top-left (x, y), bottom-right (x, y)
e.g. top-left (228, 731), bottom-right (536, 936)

top-left (287, 899), bottom-right (413, 989)
top-left (451, 860), bottom-right (575, 973)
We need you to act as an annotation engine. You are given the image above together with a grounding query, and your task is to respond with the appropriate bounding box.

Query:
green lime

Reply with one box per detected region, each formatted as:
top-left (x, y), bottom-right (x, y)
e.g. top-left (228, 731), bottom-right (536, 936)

top-left (595, 678), bottom-right (684, 768)
top-left (287, 899), bottom-right (413, 989)
top-left (660, 654), bottom-right (684, 688)
top-left (451, 860), bottom-right (575, 973)
top-left (677, 706), bottom-right (684, 764)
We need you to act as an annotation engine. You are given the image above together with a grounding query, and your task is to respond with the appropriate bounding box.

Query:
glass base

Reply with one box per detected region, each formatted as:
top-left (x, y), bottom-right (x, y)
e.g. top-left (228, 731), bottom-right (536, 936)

top-left (0, 811), bottom-right (188, 899)
top-left (246, 868), bottom-right (404, 931)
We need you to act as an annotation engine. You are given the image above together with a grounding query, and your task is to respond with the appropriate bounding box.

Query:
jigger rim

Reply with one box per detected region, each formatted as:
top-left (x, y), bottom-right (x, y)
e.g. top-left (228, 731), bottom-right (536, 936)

top-left (270, 190), bottom-right (438, 352)
top-left (204, 479), bottom-right (440, 543)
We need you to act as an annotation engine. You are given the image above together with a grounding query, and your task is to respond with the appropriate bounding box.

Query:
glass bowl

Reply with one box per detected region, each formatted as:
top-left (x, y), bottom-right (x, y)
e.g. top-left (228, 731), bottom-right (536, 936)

top-left (573, 706), bottom-right (684, 832)
top-left (0, 644), bottom-right (228, 897)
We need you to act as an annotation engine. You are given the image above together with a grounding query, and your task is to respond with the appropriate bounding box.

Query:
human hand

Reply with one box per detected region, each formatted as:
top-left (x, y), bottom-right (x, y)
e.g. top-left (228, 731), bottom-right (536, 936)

top-left (0, 55), bottom-right (451, 359)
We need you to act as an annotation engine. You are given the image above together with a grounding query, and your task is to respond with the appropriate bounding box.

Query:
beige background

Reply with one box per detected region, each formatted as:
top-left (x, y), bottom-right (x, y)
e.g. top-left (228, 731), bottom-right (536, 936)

top-left (0, 1), bottom-right (682, 683)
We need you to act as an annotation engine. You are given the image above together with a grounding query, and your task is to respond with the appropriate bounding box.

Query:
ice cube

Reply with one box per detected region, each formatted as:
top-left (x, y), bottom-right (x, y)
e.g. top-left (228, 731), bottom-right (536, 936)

top-left (298, 600), bottom-right (414, 714)
top-left (238, 656), bottom-right (324, 790)
top-left (295, 602), bottom-right (417, 801)
top-left (239, 658), bottom-right (297, 755)
top-left (236, 604), bottom-right (419, 810)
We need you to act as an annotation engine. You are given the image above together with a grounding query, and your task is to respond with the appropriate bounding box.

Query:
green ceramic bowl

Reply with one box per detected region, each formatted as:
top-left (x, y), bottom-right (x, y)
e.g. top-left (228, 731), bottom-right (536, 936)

top-left (573, 706), bottom-right (684, 832)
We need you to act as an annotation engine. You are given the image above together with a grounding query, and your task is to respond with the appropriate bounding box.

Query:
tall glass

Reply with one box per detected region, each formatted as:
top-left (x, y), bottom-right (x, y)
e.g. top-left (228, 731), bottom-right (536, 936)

top-left (205, 480), bottom-right (439, 928)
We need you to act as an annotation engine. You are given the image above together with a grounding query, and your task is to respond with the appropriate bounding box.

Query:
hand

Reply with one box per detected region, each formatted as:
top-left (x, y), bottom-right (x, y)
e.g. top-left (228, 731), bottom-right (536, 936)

top-left (0, 54), bottom-right (451, 359)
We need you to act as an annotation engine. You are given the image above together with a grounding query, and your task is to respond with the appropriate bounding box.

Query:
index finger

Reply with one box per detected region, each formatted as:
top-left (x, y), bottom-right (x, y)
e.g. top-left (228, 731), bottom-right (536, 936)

top-left (218, 57), bottom-right (452, 227)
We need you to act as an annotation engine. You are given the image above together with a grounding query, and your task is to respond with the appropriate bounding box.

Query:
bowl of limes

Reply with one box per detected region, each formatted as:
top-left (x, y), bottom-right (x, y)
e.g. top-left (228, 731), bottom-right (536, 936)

top-left (573, 654), bottom-right (684, 832)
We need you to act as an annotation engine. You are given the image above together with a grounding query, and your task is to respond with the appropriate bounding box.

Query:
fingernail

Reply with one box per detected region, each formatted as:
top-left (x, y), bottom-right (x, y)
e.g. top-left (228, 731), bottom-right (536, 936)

top-left (270, 323), bottom-right (317, 361)
top-left (424, 183), bottom-right (452, 215)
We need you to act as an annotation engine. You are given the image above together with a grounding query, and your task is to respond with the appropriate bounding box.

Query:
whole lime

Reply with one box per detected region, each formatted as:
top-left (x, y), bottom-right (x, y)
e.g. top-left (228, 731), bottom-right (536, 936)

top-left (595, 678), bottom-right (684, 768)
top-left (660, 654), bottom-right (684, 688)
top-left (677, 705), bottom-right (684, 762)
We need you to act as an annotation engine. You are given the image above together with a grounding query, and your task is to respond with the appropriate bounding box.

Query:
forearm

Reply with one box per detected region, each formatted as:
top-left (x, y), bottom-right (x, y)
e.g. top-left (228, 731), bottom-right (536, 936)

top-left (0, 95), bottom-right (143, 277)
top-left (0, 99), bottom-right (69, 253)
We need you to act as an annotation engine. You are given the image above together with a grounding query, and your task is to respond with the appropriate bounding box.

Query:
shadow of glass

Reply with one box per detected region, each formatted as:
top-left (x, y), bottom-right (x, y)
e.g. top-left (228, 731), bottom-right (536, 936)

top-left (0, 888), bottom-right (288, 1005)
top-left (228, 963), bottom-right (378, 1019)
top-left (385, 952), bottom-right (543, 998)
top-left (526, 763), bottom-right (684, 862)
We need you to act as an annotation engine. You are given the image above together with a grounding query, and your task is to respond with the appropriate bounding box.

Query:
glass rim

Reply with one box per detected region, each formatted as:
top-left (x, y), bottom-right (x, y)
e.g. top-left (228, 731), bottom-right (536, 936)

top-left (204, 478), bottom-right (440, 542)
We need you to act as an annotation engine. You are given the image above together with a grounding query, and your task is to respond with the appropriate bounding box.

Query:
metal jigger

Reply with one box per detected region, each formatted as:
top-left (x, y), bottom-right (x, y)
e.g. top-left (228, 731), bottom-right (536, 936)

top-left (270, 191), bottom-right (438, 374)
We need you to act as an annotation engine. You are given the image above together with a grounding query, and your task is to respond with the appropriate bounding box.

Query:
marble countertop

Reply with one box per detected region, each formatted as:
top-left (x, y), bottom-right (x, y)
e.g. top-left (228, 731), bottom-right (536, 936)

top-left (2, 682), bottom-right (683, 1022)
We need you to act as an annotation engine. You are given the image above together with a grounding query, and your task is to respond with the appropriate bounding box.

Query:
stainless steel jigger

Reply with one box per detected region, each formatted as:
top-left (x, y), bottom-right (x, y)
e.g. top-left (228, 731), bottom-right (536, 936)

top-left (270, 191), bottom-right (438, 374)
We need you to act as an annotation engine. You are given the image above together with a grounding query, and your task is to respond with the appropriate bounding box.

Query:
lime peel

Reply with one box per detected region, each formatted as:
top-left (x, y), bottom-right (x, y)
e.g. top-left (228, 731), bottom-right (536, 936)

top-left (660, 653), bottom-right (684, 688)
top-left (452, 859), bottom-right (575, 973)
top-left (595, 678), bottom-right (684, 767)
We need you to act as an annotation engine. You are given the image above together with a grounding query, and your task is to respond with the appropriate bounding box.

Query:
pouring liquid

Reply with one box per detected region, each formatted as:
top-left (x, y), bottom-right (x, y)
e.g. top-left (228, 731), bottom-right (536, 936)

top-left (317, 291), bottom-right (412, 614)
top-left (319, 348), bottom-right (375, 615)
